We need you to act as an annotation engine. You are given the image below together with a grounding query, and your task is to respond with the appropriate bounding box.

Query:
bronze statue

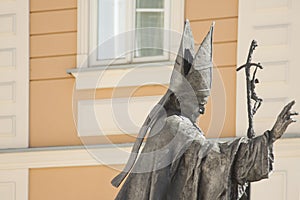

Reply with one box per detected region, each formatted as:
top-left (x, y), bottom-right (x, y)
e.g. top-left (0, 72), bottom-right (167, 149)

top-left (111, 21), bottom-right (298, 200)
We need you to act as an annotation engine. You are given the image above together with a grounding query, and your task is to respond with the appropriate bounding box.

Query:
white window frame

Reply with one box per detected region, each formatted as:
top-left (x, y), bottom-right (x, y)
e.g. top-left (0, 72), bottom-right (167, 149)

top-left (88, 0), bottom-right (134, 66)
top-left (88, 0), bottom-right (171, 67)
top-left (74, 0), bottom-right (184, 90)
top-left (77, 0), bottom-right (184, 70)
top-left (131, 4), bottom-right (171, 63)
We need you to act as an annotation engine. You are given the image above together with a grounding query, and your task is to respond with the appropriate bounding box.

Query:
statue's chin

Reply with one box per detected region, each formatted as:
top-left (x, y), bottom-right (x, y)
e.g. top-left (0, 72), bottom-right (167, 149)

top-left (190, 111), bottom-right (202, 123)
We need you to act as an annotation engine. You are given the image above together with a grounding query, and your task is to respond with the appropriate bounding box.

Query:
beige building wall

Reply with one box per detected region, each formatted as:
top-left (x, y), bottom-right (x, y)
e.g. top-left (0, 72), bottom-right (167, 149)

top-left (30, 0), bottom-right (80, 147)
top-left (29, 166), bottom-right (121, 200)
top-left (185, 0), bottom-right (238, 137)
top-left (29, 0), bottom-right (239, 199)
top-left (30, 0), bottom-right (238, 147)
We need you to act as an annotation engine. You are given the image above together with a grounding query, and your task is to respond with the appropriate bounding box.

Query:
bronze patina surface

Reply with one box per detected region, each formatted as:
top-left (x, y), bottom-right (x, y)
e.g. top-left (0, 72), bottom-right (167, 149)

top-left (111, 21), bottom-right (298, 200)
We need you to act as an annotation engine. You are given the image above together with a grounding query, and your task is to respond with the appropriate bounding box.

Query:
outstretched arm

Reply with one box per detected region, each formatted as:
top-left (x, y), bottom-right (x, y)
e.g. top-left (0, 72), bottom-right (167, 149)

top-left (234, 101), bottom-right (298, 184)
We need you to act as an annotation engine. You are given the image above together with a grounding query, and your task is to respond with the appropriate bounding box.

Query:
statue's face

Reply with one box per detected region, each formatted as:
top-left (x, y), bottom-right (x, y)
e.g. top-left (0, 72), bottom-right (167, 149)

top-left (179, 92), bottom-right (208, 123)
top-left (180, 69), bottom-right (210, 122)
top-left (170, 54), bottom-right (211, 123)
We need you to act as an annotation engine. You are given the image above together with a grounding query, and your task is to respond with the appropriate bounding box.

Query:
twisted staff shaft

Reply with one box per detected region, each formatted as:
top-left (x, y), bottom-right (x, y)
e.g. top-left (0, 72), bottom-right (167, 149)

top-left (237, 40), bottom-right (258, 139)
top-left (237, 40), bottom-right (259, 200)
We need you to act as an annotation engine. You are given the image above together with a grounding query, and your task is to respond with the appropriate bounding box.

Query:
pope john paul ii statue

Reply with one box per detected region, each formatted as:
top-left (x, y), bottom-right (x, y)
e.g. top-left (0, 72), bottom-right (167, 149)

top-left (110, 21), bottom-right (298, 200)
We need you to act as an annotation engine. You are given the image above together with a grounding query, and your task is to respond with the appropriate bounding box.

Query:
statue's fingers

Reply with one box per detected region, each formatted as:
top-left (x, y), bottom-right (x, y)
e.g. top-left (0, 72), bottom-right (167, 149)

top-left (290, 111), bottom-right (299, 116)
top-left (282, 118), bottom-right (297, 131)
top-left (287, 100), bottom-right (296, 110)
top-left (284, 111), bottom-right (298, 120)
top-left (288, 118), bottom-right (297, 124)
top-left (279, 106), bottom-right (289, 118)
top-left (279, 100), bottom-right (296, 118)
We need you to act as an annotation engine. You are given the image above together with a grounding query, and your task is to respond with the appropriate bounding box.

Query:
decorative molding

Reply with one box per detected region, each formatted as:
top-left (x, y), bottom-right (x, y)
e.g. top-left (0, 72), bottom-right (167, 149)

top-left (0, 0), bottom-right (29, 148)
top-left (236, 0), bottom-right (300, 137)
top-left (251, 136), bottom-right (300, 199)
top-left (77, 0), bottom-right (89, 69)
top-left (254, 0), bottom-right (290, 11)
top-left (252, 170), bottom-right (287, 200)
top-left (0, 169), bottom-right (28, 200)
top-left (0, 182), bottom-right (16, 200)
top-left (0, 115), bottom-right (16, 137)
top-left (0, 145), bottom-right (132, 170)
top-left (71, 64), bottom-right (173, 89)
top-left (0, 138), bottom-right (299, 170)
top-left (78, 96), bottom-right (163, 136)
top-left (0, 48), bottom-right (16, 69)
top-left (0, 14), bottom-right (16, 35)
top-left (0, 81), bottom-right (15, 102)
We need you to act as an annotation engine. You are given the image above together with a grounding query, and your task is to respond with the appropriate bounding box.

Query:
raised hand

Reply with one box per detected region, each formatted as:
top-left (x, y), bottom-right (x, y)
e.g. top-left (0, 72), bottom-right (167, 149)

top-left (270, 100), bottom-right (298, 143)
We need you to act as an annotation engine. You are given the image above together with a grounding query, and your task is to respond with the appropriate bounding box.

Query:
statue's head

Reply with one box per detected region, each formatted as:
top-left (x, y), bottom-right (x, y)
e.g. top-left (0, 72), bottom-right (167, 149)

top-left (111, 21), bottom-right (214, 187)
top-left (168, 20), bottom-right (214, 122)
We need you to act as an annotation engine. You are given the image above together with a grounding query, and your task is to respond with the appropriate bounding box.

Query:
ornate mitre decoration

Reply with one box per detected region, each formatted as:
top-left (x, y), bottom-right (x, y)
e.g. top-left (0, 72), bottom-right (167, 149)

top-left (170, 20), bottom-right (214, 105)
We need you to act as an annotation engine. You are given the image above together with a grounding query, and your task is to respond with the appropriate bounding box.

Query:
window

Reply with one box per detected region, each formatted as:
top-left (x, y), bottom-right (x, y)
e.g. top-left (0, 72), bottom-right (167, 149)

top-left (134, 0), bottom-right (167, 59)
top-left (77, 0), bottom-right (184, 68)
top-left (90, 0), bottom-right (170, 66)
top-left (96, 0), bottom-right (168, 63)
top-left (74, 0), bottom-right (183, 89)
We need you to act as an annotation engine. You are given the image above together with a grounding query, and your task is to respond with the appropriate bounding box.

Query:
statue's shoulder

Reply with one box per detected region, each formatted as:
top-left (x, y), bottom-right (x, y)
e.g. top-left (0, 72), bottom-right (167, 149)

top-left (165, 115), bottom-right (186, 124)
top-left (165, 115), bottom-right (194, 130)
top-left (166, 114), bottom-right (193, 123)
top-left (164, 115), bottom-right (203, 138)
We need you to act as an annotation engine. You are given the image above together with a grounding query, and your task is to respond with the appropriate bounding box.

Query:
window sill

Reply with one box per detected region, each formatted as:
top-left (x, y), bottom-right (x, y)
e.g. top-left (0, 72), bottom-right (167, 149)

top-left (67, 61), bottom-right (174, 90)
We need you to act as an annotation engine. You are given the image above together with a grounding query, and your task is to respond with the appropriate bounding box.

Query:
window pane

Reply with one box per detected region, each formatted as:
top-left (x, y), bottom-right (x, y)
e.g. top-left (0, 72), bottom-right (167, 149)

top-left (135, 12), bottom-right (164, 58)
top-left (98, 0), bottom-right (126, 60)
top-left (136, 0), bottom-right (164, 9)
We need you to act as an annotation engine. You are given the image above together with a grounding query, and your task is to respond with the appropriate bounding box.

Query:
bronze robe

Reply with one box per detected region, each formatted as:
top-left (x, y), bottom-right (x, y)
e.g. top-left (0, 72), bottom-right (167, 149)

top-left (115, 115), bottom-right (273, 200)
